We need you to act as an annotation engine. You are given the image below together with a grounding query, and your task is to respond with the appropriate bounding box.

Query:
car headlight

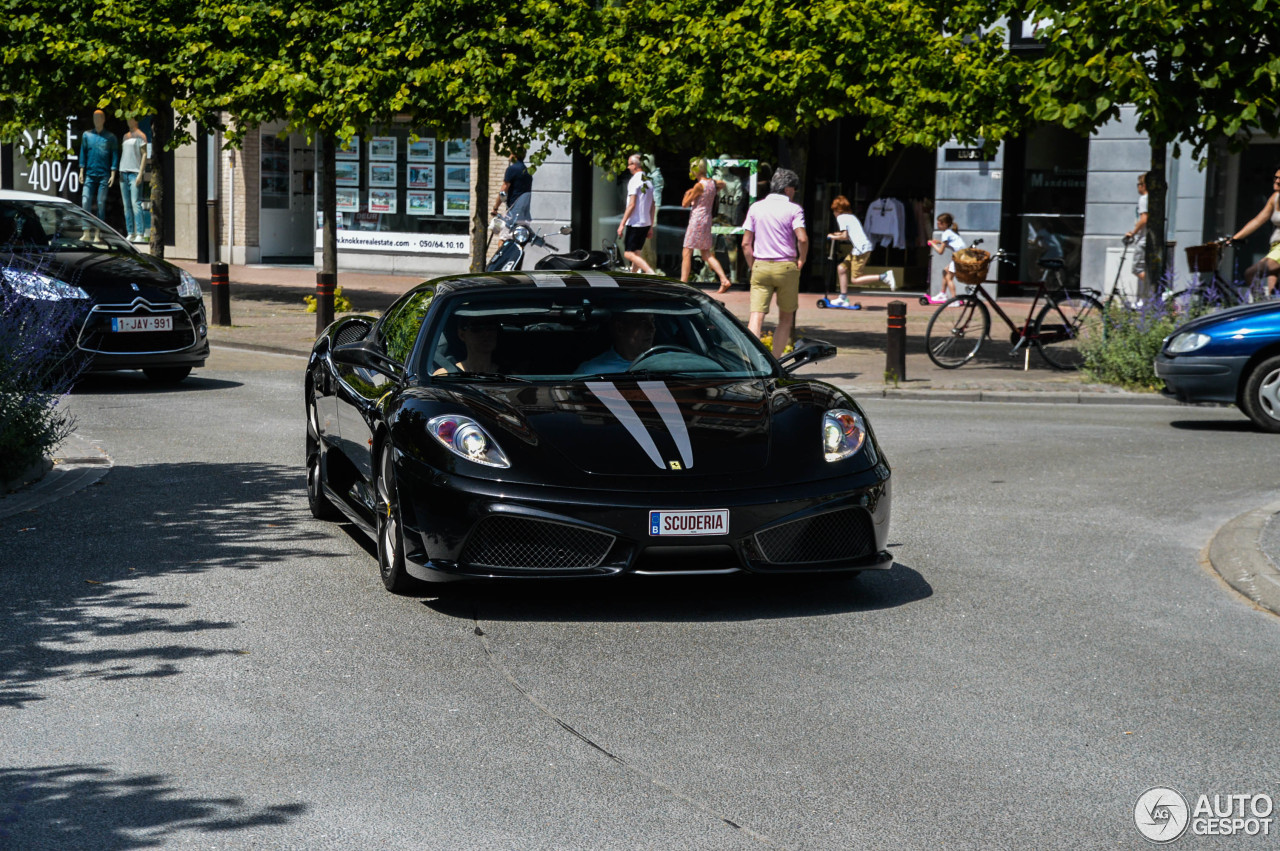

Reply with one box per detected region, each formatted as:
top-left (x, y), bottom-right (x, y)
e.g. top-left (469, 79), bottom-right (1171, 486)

top-left (178, 270), bottom-right (203, 299)
top-left (822, 408), bottom-right (867, 462)
top-left (427, 414), bottom-right (511, 468)
top-left (1166, 331), bottom-right (1210, 354)
top-left (1, 268), bottom-right (89, 301)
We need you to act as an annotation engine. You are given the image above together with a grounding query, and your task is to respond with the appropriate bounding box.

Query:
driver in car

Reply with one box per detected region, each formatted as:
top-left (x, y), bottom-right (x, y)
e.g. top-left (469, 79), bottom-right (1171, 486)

top-left (576, 311), bottom-right (656, 374)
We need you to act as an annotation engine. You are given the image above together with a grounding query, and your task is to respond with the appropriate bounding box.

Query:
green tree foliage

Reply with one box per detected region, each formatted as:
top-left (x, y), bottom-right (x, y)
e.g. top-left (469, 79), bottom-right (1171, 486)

top-left (1014, 0), bottom-right (1280, 285)
top-left (529, 0), bottom-right (1022, 172)
top-left (0, 0), bottom-right (225, 256)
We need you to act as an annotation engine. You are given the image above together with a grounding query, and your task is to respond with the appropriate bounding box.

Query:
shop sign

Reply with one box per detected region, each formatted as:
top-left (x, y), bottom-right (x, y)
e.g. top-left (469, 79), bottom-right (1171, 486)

top-left (15, 126), bottom-right (81, 196)
top-left (316, 228), bottom-right (470, 254)
top-left (944, 147), bottom-right (996, 162)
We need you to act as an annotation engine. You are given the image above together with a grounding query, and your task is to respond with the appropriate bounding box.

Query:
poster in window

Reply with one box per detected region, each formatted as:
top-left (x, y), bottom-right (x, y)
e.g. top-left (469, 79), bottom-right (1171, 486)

top-left (368, 162), bottom-right (397, 188)
top-left (334, 160), bottom-right (360, 186)
top-left (442, 138), bottom-right (470, 163)
top-left (335, 136), bottom-right (360, 160)
top-left (443, 164), bottom-right (469, 190)
top-left (407, 165), bottom-right (435, 189)
top-left (335, 188), bottom-right (359, 212)
top-left (368, 136), bottom-right (397, 161)
top-left (368, 188), bottom-right (397, 215)
top-left (443, 191), bottom-right (470, 216)
top-left (406, 191), bottom-right (436, 216)
top-left (407, 139), bottom-right (436, 162)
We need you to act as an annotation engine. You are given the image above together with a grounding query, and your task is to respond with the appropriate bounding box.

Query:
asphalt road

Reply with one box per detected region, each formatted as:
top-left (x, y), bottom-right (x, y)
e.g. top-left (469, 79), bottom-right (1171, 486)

top-left (2, 349), bottom-right (1278, 849)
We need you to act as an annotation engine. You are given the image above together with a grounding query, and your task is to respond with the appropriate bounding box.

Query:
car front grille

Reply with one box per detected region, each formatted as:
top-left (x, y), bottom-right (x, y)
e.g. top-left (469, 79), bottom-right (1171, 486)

top-left (753, 506), bottom-right (875, 565)
top-left (459, 516), bottom-right (615, 569)
top-left (77, 299), bottom-right (197, 355)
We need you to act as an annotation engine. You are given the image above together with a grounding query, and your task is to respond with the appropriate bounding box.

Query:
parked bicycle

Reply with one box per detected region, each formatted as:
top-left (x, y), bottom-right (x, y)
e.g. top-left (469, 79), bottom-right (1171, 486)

top-left (925, 240), bottom-right (1104, 370)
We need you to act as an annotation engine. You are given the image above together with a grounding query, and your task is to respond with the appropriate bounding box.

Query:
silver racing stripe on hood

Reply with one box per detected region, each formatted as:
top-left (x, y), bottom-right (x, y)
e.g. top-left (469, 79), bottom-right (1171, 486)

top-left (577, 271), bottom-right (618, 287)
top-left (528, 272), bottom-right (566, 287)
top-left (639, 381), bottom-right (692, 469)
top-left (585, 382), bottom-right (665, 469)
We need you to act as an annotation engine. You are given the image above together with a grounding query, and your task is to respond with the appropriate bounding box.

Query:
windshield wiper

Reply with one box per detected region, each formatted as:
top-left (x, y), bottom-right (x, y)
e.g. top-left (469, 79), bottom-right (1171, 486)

top-left (433, 371), bottom-right (531, 383)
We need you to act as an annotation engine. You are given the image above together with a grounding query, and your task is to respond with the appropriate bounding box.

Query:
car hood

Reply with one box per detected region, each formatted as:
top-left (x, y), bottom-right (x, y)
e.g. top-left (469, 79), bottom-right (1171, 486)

top-left (1178, 300), bottom-right (1280, 336)
top-left (27, 248), bottom-right (183, 302)
top-left (396, 377), bottom-right (871, 485)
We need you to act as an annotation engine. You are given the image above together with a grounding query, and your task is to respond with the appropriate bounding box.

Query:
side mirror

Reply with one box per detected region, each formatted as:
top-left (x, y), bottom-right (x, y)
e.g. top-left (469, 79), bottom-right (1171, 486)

top-left (777, 337), bottom-right (837, 372)
top-left (331, 341), bottom-right (404, 377)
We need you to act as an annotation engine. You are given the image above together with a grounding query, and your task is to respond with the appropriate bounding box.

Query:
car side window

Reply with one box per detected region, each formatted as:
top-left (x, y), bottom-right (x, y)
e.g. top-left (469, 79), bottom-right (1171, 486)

top-left (379, 288), bottom-right (434, 364)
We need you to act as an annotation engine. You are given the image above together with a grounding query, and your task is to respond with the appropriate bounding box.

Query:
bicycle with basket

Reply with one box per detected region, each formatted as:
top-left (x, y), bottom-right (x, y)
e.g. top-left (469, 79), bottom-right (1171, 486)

top-left (923, 240), bottom-right (1105, 370)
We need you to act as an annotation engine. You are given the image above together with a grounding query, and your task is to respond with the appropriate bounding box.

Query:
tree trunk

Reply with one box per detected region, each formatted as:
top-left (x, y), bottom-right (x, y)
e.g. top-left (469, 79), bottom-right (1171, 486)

top-left (470, 130), bottom-right (491, 273)
top-left (148, 104), bottom-right (172, 259)
top-left (1145, 140), bottom-right (1168, 296)
top-left (321, 134), bottom-right (337, 278)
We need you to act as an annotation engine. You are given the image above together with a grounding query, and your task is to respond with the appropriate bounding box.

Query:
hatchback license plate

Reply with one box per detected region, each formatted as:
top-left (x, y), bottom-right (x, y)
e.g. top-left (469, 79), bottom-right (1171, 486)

top-left (112, 315), bottom-right (172, 332)
top-left (649, 509), bottom-right (729, 537)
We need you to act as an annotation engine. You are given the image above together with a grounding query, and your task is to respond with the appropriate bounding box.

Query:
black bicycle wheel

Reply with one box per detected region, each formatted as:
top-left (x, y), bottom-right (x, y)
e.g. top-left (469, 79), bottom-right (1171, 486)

top-left (925, 296), bottom-right (990, 368)
top-left (1033, 291), bottom-right (1105, 370)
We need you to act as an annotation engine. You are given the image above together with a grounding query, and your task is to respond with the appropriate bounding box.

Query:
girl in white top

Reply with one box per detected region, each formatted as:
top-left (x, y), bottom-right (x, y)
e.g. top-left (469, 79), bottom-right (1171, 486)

top-left (826, 195), bottom-right (895, 305)
top-left (1231, 164), bottom-right (1280, 298)
top-left (928, 213), bottom-right (966, 303)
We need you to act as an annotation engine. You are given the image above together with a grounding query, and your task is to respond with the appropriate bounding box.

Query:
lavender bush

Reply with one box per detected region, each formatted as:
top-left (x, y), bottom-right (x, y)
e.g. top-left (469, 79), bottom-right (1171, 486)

top-left (1080, 270), bottom-right (1218, 391)
top-left (0, 267), bottom-right (86, 484)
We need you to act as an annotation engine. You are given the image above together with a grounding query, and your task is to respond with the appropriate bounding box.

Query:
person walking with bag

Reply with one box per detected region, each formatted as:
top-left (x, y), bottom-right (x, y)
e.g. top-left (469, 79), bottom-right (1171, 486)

top-left (616, 153), bottom-right (656, 274)
top-left (743, 168), bottom-right (808, 357)
top-left (681, 158), bottom-right (732, 291)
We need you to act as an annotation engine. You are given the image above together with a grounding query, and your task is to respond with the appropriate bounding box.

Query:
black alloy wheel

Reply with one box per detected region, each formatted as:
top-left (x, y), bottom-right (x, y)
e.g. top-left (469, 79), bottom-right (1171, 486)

top-left (376, 442), bottom-right (420, 593)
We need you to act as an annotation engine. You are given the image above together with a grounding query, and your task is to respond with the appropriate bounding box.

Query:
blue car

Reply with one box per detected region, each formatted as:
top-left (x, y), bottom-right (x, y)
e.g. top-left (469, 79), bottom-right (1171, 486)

top-left (1154, 300), bottom-right (1280, 432)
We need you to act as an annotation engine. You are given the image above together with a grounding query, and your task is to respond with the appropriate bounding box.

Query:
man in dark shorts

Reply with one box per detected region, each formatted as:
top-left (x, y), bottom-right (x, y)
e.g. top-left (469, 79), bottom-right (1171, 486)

top-left (616, 153), bottom-right (656, 274)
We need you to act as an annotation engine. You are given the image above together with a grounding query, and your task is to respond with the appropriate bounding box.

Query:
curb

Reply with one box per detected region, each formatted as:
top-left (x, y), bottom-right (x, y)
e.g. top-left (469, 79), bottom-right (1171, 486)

top-left (1208, 500), bottom-right (1280, 617)
top-left (210, 342), bottom-right (310, 359)
top-left (0, 433), bottom-right (113, 520)
top-left (841, 385), bottom-right (1175, 406)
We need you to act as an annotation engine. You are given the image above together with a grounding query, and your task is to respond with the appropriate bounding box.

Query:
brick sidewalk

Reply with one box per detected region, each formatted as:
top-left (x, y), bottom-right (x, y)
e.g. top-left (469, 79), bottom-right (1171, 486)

top-left (173, 259), bottom-right (1162, 400)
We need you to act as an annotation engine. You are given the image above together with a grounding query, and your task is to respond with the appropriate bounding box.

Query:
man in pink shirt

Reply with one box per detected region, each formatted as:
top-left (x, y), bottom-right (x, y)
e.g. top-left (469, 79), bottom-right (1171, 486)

top-left (742, 168), bottom-right (808, 356)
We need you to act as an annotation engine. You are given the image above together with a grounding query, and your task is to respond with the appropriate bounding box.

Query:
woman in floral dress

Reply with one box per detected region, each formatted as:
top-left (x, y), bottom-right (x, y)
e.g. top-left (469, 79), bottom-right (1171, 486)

top-left (681, 158), bottom-right (732, 292)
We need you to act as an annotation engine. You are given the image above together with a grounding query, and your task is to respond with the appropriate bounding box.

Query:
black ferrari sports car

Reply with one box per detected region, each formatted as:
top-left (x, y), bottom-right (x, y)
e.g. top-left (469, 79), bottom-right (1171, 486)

top-left (305, 271), bottom-right (892, 590)
top-left (0, 190), bottom-right (208, 382)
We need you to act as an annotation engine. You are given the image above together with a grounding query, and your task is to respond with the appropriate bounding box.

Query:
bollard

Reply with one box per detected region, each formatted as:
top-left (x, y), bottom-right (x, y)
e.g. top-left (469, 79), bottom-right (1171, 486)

top-left (210, 262), bottom-right (231, 326)
top-left (315, 272), bottom-right (336, 335)
top-left (886, 300), bottom-right (906, 383)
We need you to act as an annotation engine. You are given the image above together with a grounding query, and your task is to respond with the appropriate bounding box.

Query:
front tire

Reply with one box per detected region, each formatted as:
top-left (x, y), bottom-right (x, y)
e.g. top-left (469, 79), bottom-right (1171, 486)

top-left (925, 296), bottom-right (989, 368)
top-left (1240, 355), bottom-right (1280, 433)
top-left (1033, 291), bottom-right (1104, 370)
top-left (376, 442), bottom-right (421, 593)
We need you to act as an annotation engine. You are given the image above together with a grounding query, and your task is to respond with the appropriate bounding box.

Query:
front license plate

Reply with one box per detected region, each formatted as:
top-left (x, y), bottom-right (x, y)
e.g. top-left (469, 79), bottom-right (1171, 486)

top-left (649, 509), bottom-right (729, 537)
top-left (112, 315), bottom-right (172, 333)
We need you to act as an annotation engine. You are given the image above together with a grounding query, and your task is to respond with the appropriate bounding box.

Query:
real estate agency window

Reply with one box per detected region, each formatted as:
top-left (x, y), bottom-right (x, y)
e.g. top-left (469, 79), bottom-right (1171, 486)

top-left (320, 128), bottom-right (471, 238)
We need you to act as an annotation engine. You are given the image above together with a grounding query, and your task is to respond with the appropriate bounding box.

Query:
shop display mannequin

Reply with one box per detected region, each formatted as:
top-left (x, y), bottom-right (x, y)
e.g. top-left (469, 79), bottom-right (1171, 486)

top-left (79, 110), bottom-right (119, 222)
top-left (118, 118), bottom-right (149, 242)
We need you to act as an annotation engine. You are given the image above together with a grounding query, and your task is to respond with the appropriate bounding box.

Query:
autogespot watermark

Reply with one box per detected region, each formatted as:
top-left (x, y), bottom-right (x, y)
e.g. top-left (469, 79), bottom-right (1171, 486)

top-left (1135, 787), bottom-right (1274, 843)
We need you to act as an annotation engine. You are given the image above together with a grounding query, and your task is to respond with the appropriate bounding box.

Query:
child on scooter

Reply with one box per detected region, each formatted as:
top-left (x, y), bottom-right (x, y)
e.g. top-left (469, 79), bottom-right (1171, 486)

top-left (828, 195), bottom-right (895, 306)
top-left (927, 213), bottom-right (965, 303)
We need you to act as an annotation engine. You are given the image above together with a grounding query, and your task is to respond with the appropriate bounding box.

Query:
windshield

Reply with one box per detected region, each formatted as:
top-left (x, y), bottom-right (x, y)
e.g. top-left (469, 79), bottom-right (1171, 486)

top-left (0, 199), bottom-right (134, 253)
top-left (423, 287), bottom-right (776, 381)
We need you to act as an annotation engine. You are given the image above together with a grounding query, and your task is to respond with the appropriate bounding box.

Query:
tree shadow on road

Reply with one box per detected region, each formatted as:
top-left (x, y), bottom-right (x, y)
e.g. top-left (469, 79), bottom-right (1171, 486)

top-left (0, 462), bottom-right (340, 710)
top-left (423, 562), bottom-right (932, 624)
top-left (0, 764), bottom-right (307, 850)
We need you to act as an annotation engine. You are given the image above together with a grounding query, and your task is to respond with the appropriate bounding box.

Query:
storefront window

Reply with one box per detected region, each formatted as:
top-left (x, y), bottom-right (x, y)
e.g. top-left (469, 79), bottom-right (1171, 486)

top-left (1000, 124), bottom-right (1088, 284)
top-left (317, 127), bottom-right (471, 256)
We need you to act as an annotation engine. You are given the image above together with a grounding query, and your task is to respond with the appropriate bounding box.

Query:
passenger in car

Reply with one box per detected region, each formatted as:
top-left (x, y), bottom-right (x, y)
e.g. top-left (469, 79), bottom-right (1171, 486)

top-left (575, 311), bottom-right (656, 374)
top-left (433, 316), bottom-right (505, 374)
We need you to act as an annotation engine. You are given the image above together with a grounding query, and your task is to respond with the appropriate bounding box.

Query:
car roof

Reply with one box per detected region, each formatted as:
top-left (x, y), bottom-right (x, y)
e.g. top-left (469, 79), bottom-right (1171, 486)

top-left (429, 271), bottom-right (703, 296)
top-left (0, 190), bottom-right (75, 204)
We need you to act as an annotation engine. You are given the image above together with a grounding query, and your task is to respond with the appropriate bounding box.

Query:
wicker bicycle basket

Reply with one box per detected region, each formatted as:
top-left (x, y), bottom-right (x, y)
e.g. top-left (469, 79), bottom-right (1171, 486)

top-left (952, 247), bottom-right (992, 285)
top-left (1184, 242), bottom-right (1221, 275)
